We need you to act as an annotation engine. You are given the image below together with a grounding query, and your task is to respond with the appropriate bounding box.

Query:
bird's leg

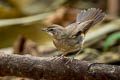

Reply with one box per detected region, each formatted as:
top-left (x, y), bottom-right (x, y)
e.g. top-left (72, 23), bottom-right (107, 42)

top-left (65, 49), bottom-right (83, 64)
top-left (75, 49), bottom-right (83, 56)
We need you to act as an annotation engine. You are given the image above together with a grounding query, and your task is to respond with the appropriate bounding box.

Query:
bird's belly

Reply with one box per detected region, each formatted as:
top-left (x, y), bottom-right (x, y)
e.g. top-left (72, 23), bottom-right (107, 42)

top-left (53, 39), bottom-right (81, 54)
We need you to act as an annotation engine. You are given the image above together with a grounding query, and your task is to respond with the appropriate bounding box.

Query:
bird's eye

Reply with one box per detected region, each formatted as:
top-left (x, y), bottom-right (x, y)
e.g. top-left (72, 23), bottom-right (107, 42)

top-left (49, 28), bottom-right (54, 32)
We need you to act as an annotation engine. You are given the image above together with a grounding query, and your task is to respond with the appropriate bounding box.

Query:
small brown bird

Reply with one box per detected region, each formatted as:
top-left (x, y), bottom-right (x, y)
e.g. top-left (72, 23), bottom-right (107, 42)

top-left (41, 8), bottom-right (105, 57)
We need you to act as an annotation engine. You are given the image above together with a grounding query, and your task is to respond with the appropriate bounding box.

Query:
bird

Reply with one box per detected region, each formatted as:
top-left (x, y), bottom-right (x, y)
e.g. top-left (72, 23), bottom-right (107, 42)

top-left (40, 8), bottom-right (105, 59)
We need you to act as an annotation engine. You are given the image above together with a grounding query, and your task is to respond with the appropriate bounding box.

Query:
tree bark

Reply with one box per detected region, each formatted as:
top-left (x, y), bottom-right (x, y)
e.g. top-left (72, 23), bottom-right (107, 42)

top-left (0, 53), bottom-right (120, 80)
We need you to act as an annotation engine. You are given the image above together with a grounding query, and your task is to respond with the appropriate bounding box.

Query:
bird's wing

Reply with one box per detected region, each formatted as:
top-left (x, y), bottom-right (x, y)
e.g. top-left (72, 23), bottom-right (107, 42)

top-left (69, 20), bottom-right (93, 38)
top-left (65, 23), bottom-right (78, 33)
top-left (66, 8), bottom-right (105, 37)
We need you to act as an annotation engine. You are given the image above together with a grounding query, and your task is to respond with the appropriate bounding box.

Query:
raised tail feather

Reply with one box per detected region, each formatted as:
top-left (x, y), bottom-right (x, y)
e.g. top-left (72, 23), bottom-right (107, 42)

top-left (76, 8), bottom-right (105, 26)
top-left (66, 8), bottom-right (105, 36)
top-left (76, 8), bottom-right (105, 33)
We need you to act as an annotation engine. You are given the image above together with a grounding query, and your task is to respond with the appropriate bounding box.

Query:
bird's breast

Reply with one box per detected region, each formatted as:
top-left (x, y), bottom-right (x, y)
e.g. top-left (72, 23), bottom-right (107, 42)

top-left (53, 38), bottom-right (82, 54)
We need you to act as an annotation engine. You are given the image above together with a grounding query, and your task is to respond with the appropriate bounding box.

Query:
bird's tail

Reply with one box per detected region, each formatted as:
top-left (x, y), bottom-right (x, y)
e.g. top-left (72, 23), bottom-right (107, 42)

top-left (77, 8), bottom-right (105, 25)
top-left (76, 8), bottom-right (105, 33)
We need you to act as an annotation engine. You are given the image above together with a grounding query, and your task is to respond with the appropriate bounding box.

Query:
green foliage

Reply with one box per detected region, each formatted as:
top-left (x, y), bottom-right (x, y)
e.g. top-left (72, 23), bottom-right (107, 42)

top-left (104, 32), bottom-right (120, 51)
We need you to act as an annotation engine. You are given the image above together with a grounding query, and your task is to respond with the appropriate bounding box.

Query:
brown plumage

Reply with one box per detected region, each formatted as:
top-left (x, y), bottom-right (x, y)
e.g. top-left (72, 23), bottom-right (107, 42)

top-left (41, 8), bottom-right (105, 56)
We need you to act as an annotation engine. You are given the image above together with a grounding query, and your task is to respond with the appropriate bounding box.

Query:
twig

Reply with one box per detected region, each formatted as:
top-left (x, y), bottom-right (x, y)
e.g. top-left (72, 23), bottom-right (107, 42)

top-left (0, 12), bottom-right (53, 27)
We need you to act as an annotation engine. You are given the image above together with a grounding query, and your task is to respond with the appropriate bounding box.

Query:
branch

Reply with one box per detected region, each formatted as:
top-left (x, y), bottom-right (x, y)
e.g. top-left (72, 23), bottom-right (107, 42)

top-left (0, 53), bottom-right (120, 80)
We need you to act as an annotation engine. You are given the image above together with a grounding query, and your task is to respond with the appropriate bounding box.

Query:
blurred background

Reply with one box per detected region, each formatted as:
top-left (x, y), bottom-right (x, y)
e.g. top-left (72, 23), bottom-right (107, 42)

top-left (0, 0), bottom-right (120, 65)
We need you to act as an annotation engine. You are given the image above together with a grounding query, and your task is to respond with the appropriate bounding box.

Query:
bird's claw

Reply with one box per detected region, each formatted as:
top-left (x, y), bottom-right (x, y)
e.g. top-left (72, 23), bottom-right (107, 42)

top-left (65, 57), bottom-right (74, 65)
top-left (52, 55), bottom-right (65, 61)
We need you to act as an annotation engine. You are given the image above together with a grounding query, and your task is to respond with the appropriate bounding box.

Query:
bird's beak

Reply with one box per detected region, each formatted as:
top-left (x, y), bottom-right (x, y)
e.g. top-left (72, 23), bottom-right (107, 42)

top-left (40, 28), bottom-right (48, 32)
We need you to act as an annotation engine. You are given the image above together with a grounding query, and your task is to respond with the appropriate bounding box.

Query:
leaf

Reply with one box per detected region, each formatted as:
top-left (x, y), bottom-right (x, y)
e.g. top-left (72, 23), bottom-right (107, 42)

top-left (103, 32), bottom-right (120, 51)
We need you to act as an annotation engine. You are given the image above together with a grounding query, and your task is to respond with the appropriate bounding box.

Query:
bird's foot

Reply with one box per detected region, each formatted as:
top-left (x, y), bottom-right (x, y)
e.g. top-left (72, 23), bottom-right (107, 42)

top-left (65, 50), bottom-right (82, 64)
top-left (52, 54), bottom-right (65, 61)
top-left (65, 57), bottom-right (74, 65)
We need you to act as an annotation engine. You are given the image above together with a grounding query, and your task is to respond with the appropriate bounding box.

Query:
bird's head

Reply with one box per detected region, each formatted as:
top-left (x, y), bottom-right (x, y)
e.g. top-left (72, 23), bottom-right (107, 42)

top-left (40, 24), bottom-right (66, 39)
